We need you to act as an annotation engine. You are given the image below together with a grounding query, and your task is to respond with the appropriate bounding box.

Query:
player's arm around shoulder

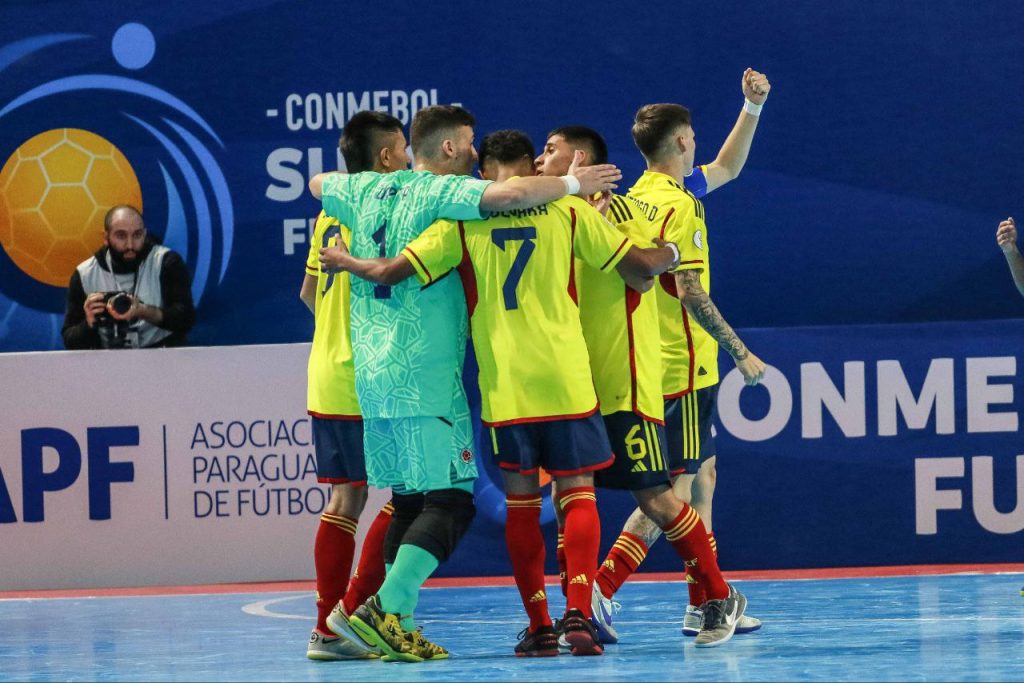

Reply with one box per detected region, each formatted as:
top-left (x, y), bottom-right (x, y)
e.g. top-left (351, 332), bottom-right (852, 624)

top-left (308, 172), bottom-right (338, 199)
top-left (570, 199), bottom-right (677, 289)
top-left (478, 151), bottom-right (622, 212)
top-left (318, 235), bottom-right (415, 286)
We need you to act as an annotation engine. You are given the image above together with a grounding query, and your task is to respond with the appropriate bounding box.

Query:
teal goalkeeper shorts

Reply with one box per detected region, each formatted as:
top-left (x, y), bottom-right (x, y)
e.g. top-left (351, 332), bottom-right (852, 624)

top-left (363, 401), bottom-right (477, 493)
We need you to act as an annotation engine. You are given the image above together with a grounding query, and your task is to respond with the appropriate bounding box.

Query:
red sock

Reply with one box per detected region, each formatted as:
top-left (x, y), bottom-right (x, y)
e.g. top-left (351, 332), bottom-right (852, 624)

top-left (595, 531), bottom-right (648, 599)
top-left (314, 513), bottom-right (357, 633)
top-left (686, 569), bottom-right (707, 606)
top-left (341, 501), bottom-right (394, 615)
top-left (685, 531), bottom-right (717, 605)
top-left (556, 529), bottom-right (567, 597)
top-left (505, 495), bottom-right (551, 630)
top-left (558, 486), bottom-right (600, 619)
top-left (662, 505), bottom-right (728, 601)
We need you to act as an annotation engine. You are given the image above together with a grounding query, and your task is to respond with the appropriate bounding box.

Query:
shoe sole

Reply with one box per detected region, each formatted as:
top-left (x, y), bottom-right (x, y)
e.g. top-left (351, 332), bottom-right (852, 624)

top-left (306, 650), bottom-right (376, 661)
top-left (685, 621), bottom-right (760, 637)
top-left (591, 615), bottom-right (619, 645)
top-left (694, 591), bottom-right (747, 649)
top-left (348, 614), bottom-right (424, 663)
top-left (325, 611), bottom-right (380, 656)
top-left (383, 653), bottom-right (449, 662)
top-left (565, 630), bottom-right (604, 656)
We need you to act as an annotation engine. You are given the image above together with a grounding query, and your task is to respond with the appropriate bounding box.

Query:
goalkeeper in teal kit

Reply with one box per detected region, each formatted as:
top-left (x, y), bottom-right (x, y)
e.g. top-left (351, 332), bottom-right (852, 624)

top-left (308, 105), bottom-right (622, 662)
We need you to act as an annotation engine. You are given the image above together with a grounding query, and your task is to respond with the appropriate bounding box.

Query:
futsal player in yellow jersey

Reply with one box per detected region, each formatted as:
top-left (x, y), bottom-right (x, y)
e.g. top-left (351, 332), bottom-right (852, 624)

top-left (318, 168), bottom-right (682, 655)
top-left (298, 112), bottom-right (409, 661)
top-left (624, 98), bottom-right (771, 640)
top-left (535, 126), bottom-right (752, 648)
top-left (535, 73), bottom-right (774, 643)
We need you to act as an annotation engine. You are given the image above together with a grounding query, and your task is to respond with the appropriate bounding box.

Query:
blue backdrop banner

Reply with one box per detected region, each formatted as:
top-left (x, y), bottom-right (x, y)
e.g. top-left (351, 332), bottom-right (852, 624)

top-left (1, 1), bottom-right (1023, 351)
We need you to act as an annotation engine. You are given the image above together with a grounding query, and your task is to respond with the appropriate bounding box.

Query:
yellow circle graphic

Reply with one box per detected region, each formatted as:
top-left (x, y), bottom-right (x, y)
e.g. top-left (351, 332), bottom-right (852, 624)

top-left (0, 128), bottom-right (143, 287)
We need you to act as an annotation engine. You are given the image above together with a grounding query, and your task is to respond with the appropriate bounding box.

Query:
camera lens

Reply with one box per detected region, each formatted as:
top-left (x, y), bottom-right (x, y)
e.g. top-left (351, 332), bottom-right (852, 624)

top-left (110, 293), bottom-right (132, 315)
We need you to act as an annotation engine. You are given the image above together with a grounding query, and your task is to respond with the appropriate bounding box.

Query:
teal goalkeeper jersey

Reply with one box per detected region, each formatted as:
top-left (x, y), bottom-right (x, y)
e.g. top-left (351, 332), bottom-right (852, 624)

top-left (320, 171), bottom-right (492, 418)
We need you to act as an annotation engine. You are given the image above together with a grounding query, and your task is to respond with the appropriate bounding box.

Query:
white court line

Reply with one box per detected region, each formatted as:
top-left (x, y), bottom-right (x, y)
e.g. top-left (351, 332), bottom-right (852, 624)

top-left (238, 592), bottom-right (1024, 627)
top-left (241, 594), bottom-right (309, 620)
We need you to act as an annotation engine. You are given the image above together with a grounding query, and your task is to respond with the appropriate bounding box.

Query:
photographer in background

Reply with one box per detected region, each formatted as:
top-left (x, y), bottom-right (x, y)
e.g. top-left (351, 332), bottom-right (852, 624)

top-left (62, 205), bottom-right (195, 349)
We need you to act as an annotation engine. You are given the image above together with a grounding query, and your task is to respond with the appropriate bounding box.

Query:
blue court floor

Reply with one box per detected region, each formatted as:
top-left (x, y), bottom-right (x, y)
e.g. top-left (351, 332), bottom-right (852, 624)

top-left (1, 573), bottom-right (1022, 682)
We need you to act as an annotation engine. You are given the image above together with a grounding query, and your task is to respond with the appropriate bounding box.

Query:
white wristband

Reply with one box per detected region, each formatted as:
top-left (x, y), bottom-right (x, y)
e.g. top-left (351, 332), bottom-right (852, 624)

top-left (666, 241), bottom-right (680, 268)
top-left (561, 174), bottom-right (581, 196)
top-left (743, 98), bottom-right (762, 117)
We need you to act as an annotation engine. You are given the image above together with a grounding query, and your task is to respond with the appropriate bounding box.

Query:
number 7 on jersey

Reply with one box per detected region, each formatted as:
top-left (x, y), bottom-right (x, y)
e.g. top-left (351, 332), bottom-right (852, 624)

top-left (490, 227), bottom-right (536, 310)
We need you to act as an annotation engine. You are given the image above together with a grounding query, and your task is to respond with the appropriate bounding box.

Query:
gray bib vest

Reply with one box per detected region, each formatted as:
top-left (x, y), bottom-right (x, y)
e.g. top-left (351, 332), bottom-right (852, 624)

top-left (77, 245), bottom-right (172, 349)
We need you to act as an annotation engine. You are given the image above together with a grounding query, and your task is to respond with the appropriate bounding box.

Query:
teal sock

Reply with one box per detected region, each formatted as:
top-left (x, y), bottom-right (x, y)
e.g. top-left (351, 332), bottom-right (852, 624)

top-left (400, 612), bottom-right (417, 631)
top-left (376, 544), bottom-right (439, 617)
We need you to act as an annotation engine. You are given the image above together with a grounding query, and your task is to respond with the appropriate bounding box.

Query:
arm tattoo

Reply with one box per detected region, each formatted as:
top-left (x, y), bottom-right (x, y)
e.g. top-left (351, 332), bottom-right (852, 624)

top-left (677, 270), bottom-right (749, 360)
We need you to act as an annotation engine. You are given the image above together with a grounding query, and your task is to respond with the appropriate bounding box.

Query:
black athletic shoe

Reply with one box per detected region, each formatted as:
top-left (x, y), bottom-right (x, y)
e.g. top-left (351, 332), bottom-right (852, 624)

top-left (560, 608), bottom-right (604, 656)
top-left (552, 617), bottom-right (570, 652)
top-left (514, 625), bottom-right (559, 657)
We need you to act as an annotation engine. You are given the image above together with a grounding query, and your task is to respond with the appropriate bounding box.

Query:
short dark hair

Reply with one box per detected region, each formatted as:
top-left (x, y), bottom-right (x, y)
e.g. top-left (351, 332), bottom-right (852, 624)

top-left (632, 104), bottom-right (691, 161)
top-left (478, 129), bottom-right (535, 169)
top-left (410, 105), bottom-right (475, 159)
top-left (547, 125), bottom-right (608, 165)
top-left (339, 111), bottom-right (404, 173)
top-left (104, 205), bottom-right (144, 231)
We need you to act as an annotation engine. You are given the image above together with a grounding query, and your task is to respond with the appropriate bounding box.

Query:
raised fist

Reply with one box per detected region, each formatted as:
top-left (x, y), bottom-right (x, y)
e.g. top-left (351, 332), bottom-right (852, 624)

top-left (742, 68), bottom-right (771, 105)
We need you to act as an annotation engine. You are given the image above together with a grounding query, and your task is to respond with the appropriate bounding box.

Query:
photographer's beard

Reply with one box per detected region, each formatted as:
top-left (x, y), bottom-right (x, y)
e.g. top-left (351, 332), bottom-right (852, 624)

top-left (107, 239), bottom-right (152, 273)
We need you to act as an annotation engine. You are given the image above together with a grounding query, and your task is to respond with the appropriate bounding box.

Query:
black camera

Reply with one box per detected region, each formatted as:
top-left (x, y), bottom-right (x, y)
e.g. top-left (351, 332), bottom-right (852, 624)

top-left (95, 291), bottom-right (133, 325)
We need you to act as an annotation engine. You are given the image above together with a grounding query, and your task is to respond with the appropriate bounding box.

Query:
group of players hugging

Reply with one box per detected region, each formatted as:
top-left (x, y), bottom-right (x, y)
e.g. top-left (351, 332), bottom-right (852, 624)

top-left (297, 68), bottom-right (773, 663)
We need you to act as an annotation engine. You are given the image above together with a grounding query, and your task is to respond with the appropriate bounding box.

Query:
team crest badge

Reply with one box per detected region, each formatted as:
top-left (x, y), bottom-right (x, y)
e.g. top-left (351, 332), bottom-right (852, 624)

top-left (461, 449), bottom-right (474, 463)
top-left (693, 229), bottom-right (704, 250)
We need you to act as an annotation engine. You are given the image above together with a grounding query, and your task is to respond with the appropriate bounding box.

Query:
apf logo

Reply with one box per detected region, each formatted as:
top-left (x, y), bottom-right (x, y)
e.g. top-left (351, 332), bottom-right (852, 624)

top-left (0, 23), bottom-right (233, 350)
top-left (0, 426), bottom-right (138, 523)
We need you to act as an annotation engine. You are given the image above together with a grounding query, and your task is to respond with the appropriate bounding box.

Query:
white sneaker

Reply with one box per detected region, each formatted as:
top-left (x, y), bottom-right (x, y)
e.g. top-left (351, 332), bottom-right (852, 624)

top-left (736, 614), bottom-right (763, 633)
top-left (325, 602), bottom-right (382, 656)
top-left (682, 604), bottom-right (702, 637)
top-left (306, 629), bottom-right (377, 661)
top-left (589, 582), bottom-right (621, 644)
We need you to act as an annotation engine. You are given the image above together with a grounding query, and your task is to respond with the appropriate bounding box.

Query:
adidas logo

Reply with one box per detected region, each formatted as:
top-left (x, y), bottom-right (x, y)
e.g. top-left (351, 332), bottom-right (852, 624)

top-left (569, 574), bottom-right (589, 586)
top-left (528, 590), bottom-right (546, 603)
top-left (602, 559), bottom-right (616, 571)
top-left (686, 574), bottom-right (697, 584)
